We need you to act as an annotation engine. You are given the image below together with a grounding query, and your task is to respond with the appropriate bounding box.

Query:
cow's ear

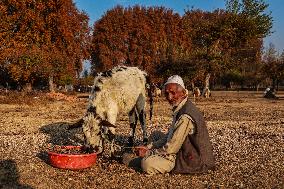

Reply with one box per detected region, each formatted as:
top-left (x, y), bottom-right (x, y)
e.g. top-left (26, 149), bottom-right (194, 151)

top-left (99, 120), bottom-right (117, 128)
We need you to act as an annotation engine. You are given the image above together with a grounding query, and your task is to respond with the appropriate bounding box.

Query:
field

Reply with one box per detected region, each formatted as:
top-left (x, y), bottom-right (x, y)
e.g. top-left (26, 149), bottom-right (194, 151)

top-left (0, 91), bottom-right (283, 188)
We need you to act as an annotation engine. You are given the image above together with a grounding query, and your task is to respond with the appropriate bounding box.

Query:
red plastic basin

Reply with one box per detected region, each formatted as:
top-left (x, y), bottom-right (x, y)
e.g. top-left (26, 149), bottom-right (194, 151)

top-left (48, 145), bottom-right (97, 170)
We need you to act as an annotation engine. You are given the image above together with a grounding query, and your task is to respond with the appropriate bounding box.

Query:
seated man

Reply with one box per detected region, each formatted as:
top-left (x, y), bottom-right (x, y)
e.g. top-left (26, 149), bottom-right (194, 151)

top-left (123, 75), bottom-right (215, 175)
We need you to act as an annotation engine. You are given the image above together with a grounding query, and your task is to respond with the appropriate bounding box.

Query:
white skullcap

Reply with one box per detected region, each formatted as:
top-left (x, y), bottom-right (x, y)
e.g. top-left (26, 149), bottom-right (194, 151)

top-left (164, 75), bottom-right (185, 89)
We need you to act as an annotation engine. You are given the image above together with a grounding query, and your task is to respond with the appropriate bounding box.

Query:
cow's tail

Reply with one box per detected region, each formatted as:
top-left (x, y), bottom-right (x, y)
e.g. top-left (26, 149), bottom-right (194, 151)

top-left (145, 75), bottom-right (154, 126)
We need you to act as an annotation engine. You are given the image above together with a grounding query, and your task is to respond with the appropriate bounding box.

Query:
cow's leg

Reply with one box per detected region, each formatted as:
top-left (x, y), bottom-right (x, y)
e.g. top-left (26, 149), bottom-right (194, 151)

top-left (104, 103), bottom-right (118, 145)
top-left (128, 108), bottom-right (138, 146)
top-left (136, 94), bottom-right (148, 144)
top-left (105, 105), bottom-right (119, 157)
top-left (106, 102), bottom-right (118, 135)
top-left (139, 109), bottom-right (148, 144)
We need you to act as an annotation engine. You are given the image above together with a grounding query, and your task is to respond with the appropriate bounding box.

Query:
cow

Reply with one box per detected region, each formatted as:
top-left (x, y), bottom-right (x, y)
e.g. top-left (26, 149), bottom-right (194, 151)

top-left (70, 66), bottom-right (153, 154)
top-left (193, 87), bottom-right (201, 98)
top-left (203, 87), bottom-right (211, 98)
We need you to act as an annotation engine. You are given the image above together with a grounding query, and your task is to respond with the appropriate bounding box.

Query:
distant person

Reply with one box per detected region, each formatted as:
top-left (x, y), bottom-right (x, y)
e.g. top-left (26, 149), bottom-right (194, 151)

top-left (264, 87), bottom-right (277, 99)
top-left (192, 87), bottom-right (201, 98)
top-left (264, 87), bottom-right (270, 96)
top-left (123, 75), bottom-right (215, 175)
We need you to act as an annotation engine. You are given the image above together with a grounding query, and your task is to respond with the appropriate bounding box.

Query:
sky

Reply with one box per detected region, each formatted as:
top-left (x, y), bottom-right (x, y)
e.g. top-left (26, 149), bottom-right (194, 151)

top-left (74, 0), bottom-right (284, 53)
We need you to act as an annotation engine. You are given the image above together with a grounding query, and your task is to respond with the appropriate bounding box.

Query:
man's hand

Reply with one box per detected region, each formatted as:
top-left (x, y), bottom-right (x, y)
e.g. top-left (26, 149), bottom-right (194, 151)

top-left (133, 146), bottom-right (149, 157)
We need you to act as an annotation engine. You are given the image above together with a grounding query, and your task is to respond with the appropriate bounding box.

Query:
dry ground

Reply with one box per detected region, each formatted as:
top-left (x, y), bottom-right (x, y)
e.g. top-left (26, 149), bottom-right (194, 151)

top-left (0, 91), bottom-right (283, 189)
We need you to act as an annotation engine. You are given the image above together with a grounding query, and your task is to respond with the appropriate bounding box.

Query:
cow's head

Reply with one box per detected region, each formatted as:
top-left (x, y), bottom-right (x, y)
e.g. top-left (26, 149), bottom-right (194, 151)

top-left (82, 112), bottom-right (104, 153)
top-left (82, 111), bottom-right (117, 154)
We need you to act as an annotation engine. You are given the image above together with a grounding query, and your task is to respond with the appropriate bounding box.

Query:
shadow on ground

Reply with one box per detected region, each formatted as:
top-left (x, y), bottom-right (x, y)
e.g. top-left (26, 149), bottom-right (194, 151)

top-left (38, 122), bottom-right (85, 164)
top-left (40, 122), bottom-right (85, 146)
top-left (0, 160), bottom-right (33, 188)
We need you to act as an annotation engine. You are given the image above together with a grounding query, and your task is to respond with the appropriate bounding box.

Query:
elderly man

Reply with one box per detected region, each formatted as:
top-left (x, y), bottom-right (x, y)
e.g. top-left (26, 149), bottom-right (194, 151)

top-left (123, 75), bottom-right (215, 175)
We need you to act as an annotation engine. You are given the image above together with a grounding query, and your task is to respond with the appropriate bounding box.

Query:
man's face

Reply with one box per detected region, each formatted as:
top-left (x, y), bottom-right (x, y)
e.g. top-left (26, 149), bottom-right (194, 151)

top-left (164, 83), bottom-right (186, 107)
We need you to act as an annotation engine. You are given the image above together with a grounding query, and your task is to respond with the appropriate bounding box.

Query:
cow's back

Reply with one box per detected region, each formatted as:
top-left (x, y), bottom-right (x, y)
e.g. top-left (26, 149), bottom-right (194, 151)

top-left (93, 67), bottom-right (147, 115)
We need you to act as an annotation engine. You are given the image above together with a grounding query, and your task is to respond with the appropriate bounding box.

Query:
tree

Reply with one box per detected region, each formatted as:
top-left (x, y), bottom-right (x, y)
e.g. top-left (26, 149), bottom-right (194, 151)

top-left (0, 0), bottom-right (90, 91)
top-left (90, 5), bottom-right (187, 81)
top-left (226, 0), bottom-right (241, 13)
top-left (279, 51), bottom-right (284, 87)
top-left (262, 43), bottom-right (282, 90)
top-left (226, 0), bottom-right (273, 38)
top-left (221, 70), bottom-right (244, 89)
top-left (182, 9), bottom-right (236, 93)
top-left (90, 3), bottom-right (273, 90)
top-left (224, 0), bottom-right (273, 90)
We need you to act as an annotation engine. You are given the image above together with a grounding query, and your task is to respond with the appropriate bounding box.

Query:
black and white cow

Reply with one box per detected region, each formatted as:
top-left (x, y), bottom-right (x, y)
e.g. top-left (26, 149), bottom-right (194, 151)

top-left (71, 66), bottom-right (153, 153)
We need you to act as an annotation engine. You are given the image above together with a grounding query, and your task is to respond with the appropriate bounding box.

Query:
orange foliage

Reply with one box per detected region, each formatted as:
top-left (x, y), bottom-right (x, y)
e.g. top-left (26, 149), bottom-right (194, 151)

top-left (91, 6), bottom-right (188, 77)
top-left (0, 0), bottom-right (90, 87)
top-left (91, 6), bottom-right (264, 85)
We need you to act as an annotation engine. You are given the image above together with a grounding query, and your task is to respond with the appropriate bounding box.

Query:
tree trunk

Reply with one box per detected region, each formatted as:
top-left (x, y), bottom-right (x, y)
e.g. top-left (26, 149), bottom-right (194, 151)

top-left (229, 82), bottom-right (233, 89)
top-left (49, 75), bottom-right (55, 92)
top-left (5, 82), bottom-right (8, 93)
top-left (191, 81), bottom-right (195, 91)
top-left (272, 78), bottom-right (276, 89)
top-left (202, 73), bottom-right (210, 97)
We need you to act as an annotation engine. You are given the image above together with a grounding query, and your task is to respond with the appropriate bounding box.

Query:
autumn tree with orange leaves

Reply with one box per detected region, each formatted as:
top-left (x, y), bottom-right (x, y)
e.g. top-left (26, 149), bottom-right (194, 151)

top-left (91, 6), bottom-right (188, 82)
top-left (0, 0), bottom-right (90, 91)
top-left (0, 1), bottom-right (275, 91)
top-left (91, 3), bottom-right (273, 90)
